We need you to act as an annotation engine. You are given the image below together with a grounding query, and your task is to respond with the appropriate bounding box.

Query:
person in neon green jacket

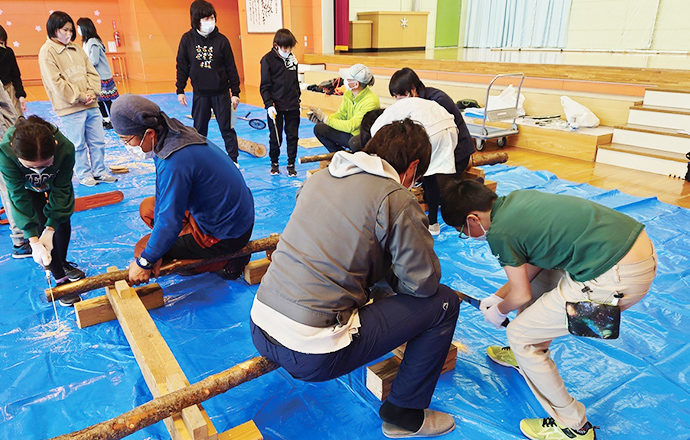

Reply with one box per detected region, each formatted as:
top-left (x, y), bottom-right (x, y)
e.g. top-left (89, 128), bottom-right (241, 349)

top-left (309, 64), bottom-right (380, 152)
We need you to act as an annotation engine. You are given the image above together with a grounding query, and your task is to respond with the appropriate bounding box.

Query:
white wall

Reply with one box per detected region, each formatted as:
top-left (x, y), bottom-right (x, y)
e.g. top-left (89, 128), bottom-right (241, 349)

top-left (567, 0), bottom-right (690, 50)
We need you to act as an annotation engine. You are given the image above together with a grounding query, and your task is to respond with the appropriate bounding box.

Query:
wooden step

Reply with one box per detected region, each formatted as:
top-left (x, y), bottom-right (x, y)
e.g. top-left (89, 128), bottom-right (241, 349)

top-left (643, 88), bottom-right (690, 110)
top-left (596, 142), bottom-right (688, 177)
top-left (612, 124), bottom-right (690, 155)
top-left (628, 105), bottom-right (690, 131)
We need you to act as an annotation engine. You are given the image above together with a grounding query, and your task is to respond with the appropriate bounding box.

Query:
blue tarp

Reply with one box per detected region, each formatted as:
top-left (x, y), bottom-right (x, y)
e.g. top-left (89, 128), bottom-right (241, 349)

top-left (0, 93), bottom-right (688, 439)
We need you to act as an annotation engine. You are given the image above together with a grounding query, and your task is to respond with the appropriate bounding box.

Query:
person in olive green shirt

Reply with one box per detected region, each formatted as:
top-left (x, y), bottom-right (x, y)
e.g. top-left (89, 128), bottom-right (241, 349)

top-left (309, 63), bottom-right (380, 152)
top-left (0, 116), bottom-right (85, 306)
top-left (440, 179), bottom-right (657, 440)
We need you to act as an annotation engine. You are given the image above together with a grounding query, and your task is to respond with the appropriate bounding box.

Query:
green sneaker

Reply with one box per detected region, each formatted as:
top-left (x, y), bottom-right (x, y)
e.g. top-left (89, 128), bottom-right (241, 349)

top-left (487, 345), bottom-right (519, 370)
top-left (520, 418), bottom-right (596, 440)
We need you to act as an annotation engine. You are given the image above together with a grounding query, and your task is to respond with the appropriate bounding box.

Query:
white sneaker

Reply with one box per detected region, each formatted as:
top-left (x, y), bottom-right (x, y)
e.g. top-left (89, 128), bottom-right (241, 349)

top-left (429, 223), bottom-right (441, 235)
top-left (234, 161), bottom-right (240, 169)
top-left (79, 176), bottom-right (99, 187)
top-left (95, 174), bottom-right (118, 183)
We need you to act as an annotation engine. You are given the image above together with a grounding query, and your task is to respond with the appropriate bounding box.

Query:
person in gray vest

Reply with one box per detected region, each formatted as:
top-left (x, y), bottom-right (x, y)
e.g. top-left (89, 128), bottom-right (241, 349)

top-left (251, 118), bottom-right (459, 439)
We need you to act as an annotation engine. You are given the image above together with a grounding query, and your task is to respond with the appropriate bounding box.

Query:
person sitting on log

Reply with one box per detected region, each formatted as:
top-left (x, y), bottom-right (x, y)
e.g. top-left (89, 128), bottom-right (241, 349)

top-left (0, 115), bottom-right (86, 306)
top-left (110, 94), bottom-right (255, 285)
top-left (250, 118), bottom-right (460, 439)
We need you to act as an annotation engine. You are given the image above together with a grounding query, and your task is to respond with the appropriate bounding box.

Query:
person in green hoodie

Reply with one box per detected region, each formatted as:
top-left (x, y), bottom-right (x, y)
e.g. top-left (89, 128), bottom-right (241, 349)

top-left (0, 116), bottom-right (85, 306)
top-left (309, 63), bottom-right (380, 152)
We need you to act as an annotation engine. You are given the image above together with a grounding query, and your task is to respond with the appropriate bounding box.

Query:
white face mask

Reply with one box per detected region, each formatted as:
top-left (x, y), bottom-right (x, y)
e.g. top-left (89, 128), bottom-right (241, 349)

top-left (125, 136), bottom-right (155, 160)
top-left (77, 27), bottom-right (82, 37)
top-left (404, 164), bottom-right (419, 190)
top-left (344, 79), bottom-right (357, 91)
top-left (199, 19), bottom-right (215, 36)
top-left (466, 217), bottom-right (488, 241)
top-left (278, 48), bottom-right (291, 58)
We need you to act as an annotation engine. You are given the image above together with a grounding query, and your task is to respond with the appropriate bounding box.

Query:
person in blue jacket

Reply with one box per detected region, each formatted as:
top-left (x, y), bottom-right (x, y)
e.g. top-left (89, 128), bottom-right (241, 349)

top-left (110, 94), bottom-right (254, 285)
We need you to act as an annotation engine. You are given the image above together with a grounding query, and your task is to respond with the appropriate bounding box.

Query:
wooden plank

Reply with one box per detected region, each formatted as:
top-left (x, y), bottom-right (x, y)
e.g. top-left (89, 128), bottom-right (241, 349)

top-left (218, 421), bottom-right (263, 440)
top-left (75, 283), bottom-right (164, 329)
top-left (367, 343), bottom-right (458, 401)
top-left (243, 258), bottom-right (271, 285)
top-left (168, 375), bottom-right (209, 440)
top-left (107, 280), bottom-right (213, 440)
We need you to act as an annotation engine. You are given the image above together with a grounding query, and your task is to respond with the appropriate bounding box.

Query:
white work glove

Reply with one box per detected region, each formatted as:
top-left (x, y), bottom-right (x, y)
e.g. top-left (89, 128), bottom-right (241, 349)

top-left (267, 106), bottom-right (277, 119)
top-left (482, 303), bottom-right (508, 329)
top-left (309, 107), bottom-right (327, 123)
top-left (30, 241), bottom-right (52, 267)
top-left (231, 96), bottom-right (240, 110)
top-left (39, 228), bottom-right (54, 253)
top-left (480, 293), bottom-right (504, 311)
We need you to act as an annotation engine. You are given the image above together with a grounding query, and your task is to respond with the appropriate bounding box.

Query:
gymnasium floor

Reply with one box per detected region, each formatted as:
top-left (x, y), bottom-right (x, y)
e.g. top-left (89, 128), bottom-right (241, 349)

top-left (0, 93), bottom-right (688, 439)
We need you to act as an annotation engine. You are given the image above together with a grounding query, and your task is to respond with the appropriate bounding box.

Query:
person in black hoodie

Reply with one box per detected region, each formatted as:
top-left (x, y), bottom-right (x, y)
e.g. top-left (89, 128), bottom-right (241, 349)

top-left (0, 25), bottom-right (27, 116)
top-left (260, 29), bottom-right (300, 177)
top-left (176, 0), bottom-right (242, 164)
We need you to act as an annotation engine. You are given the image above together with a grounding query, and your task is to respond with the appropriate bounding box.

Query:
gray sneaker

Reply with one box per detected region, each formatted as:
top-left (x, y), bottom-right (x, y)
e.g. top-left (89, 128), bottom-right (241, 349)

top-left (95, 174), bottom-right (118, 183)
top-left (79, 176), bottom-right (99, 187)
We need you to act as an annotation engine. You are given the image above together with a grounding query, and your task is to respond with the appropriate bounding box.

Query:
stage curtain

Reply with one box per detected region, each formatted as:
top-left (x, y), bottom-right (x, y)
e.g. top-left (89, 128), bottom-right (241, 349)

top-left (335, 0), bottom-right (349, 51)
top-left (465, 0), bottom-right (572, 48)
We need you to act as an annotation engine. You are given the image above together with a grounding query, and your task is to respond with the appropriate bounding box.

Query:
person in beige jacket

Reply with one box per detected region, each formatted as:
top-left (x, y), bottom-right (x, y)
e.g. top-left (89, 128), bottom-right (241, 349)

top-left (38, 11), bottom-right (116, 187)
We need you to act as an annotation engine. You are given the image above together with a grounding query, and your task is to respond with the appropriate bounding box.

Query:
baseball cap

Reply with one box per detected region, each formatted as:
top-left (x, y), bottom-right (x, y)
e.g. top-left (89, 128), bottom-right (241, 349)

top-left (339, 64), bottom-right (374, 85)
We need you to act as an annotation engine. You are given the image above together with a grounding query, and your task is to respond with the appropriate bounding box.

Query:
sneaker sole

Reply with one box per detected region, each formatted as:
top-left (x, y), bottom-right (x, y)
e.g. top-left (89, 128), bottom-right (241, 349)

top-left (487, 353), bottom-right (520, 370)
top-left (11, 254), bottom-right (33, 259)
top-left (58, 296), bottom-right (81, 307)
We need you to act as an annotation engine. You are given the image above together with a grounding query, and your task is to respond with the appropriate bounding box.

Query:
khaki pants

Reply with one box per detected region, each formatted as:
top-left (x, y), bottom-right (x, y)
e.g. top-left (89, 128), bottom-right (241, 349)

top-left (3, 83), bottom-right (23, 117)
top-left (506, 251), bottom-right (657, 430)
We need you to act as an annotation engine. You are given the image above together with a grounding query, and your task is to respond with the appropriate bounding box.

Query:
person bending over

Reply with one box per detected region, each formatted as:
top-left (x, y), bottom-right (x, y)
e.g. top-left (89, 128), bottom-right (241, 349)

top-left (251, 119), bottom-right (459, 439)
top-left (441, 179), bottom-right (657, 440)
top-left (110, 95), bottom-right (254, 286)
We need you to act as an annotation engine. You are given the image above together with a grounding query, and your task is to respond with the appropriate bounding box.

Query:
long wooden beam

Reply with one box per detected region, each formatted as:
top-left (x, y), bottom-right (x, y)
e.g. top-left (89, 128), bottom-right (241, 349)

top-left (46, 234), bottom-right (280, 301)
top-left (48, 355), bottom-right (278, 440)
top-left (298, 151), bottom-right (508, 168)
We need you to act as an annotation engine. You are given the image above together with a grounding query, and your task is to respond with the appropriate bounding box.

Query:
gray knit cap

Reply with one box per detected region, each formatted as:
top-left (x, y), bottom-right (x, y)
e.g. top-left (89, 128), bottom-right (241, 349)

top-left (110, 94), bottom-right (162, 136)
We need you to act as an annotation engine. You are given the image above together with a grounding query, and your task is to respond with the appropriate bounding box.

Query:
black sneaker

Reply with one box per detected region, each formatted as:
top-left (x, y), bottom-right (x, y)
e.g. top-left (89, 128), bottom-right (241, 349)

top-left (215, 255), bottom-right (251, 280)
top-left (103, 120), bottom-right (113, 130)
top-left (287, 164), bottom-right (297, 177)
top-left (270, 163), bottom-right (280, 175)
top-left (12, 241), bottom-right (32, 259)
top-left (54, 278), bottom-right (81, 307)
top-left (63, 261), bottom-right (86, 282)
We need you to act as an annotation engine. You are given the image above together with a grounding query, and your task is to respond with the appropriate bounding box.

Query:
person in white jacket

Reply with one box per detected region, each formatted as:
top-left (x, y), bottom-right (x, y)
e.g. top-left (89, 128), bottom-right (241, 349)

top-left (370, 97), bottom-right (458, 235)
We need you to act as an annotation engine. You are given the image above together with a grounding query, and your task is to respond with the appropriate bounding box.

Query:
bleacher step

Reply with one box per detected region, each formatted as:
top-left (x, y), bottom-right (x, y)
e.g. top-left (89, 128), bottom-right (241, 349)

top-left (628, 104), bottom-right (690, 131)
top-left (643, 88), bottom-right (690, 110)
top-left (612, 123), bottom-right (690, 154)
top-left (596, 142), bottom-right (688, 177)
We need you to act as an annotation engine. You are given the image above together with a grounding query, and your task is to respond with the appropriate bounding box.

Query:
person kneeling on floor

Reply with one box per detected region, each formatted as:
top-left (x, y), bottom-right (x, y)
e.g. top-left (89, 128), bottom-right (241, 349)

top-left (440, 179), bottom-right (657, 440)
top-left (0, 116), bottom-right (86, 306)
top-left (110, 94), bottom-right (255, 286)
top-left (250, 118), bottom-right (459, 439)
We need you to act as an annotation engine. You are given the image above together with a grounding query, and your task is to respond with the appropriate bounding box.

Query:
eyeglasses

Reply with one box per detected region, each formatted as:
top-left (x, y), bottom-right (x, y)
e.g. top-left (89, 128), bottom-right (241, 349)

top-left (122, 134), bottom-right (140, 147)
top-left (458, 220), bottom-right (470, 240)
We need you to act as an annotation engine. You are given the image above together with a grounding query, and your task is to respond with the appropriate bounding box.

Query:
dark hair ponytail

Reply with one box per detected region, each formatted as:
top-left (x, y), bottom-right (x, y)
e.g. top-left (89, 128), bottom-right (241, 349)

top-left (10, 116), bottom-right (57, 161)
top-left (76, 17), bottom-right (102, 44)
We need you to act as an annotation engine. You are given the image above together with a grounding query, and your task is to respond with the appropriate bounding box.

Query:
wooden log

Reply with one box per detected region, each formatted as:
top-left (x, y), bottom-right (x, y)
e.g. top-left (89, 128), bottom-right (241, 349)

top-left (242, 258), bottom-right (271, 285)
top-left (298, 152), bottom-right (335, 164)
top-left (468, 151), bottom-right (508, 168)
top-left (75, 283), bottom-right (164, 329)
top-left (48, 356), bottom-right (278, 440)
top-left (238, 138), bottom-right (267, 158)
top-left (167, 375), bottom-right (209, 440)
top-left (46, 234), bottom-right (280, 301)
top-left (366, 343), bottom-right (458, 401)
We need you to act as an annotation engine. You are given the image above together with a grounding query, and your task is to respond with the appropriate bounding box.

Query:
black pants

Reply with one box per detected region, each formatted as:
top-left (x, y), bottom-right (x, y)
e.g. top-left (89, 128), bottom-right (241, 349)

top-left (98, 100), bottom-right (112, 119)
top-left (425, 155), bottom-right (472, 225)
top-left (192, 92), bottom-right (239, 162)
top-left (268, 110), bottom-right (300, 165)
top-left (29, 191), bottom-right (70, 280)
top-left (313, 122), bottom-right (354, 153)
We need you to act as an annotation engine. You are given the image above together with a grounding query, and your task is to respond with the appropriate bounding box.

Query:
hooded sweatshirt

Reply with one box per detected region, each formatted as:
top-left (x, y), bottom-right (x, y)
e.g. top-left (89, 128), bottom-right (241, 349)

top-left (82, 38), bottom-right (113, 80)
top-left (251, 151), bottom-right (440, 354)
top-left (175, 27), bottom-right (240, 97)
top-left (0, 45), bottom-right (26, 99)
top-left (0, 125), bottom-right (75, 238)
top-left (38, 39), bottom-right (101, 116)
top-left (259, 49), bottom-right (300, 111)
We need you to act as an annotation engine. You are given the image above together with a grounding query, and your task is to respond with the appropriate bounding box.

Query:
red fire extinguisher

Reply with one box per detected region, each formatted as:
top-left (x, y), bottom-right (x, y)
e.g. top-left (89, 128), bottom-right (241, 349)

top-left (112, 20), bottom-right (121, 47)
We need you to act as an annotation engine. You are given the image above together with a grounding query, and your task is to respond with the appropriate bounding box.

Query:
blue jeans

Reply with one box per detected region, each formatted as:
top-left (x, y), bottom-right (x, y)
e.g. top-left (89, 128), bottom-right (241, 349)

top-left (60, 107), bottom-right (107, 180)
top-left (251, 284), bottom-right (459, 409)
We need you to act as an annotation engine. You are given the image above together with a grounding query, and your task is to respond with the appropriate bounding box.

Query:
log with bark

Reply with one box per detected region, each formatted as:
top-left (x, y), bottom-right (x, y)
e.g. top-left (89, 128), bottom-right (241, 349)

top-left (298, 152), bottom-right (336, 164)
top-left (238, 138), bottom-right (267, 158)
top-left (45, 234), bottom-right (280, 301)
top-left (298, 151), bottom-right (507, 168)
top-left (48, 356), bottom-right (279, 440)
